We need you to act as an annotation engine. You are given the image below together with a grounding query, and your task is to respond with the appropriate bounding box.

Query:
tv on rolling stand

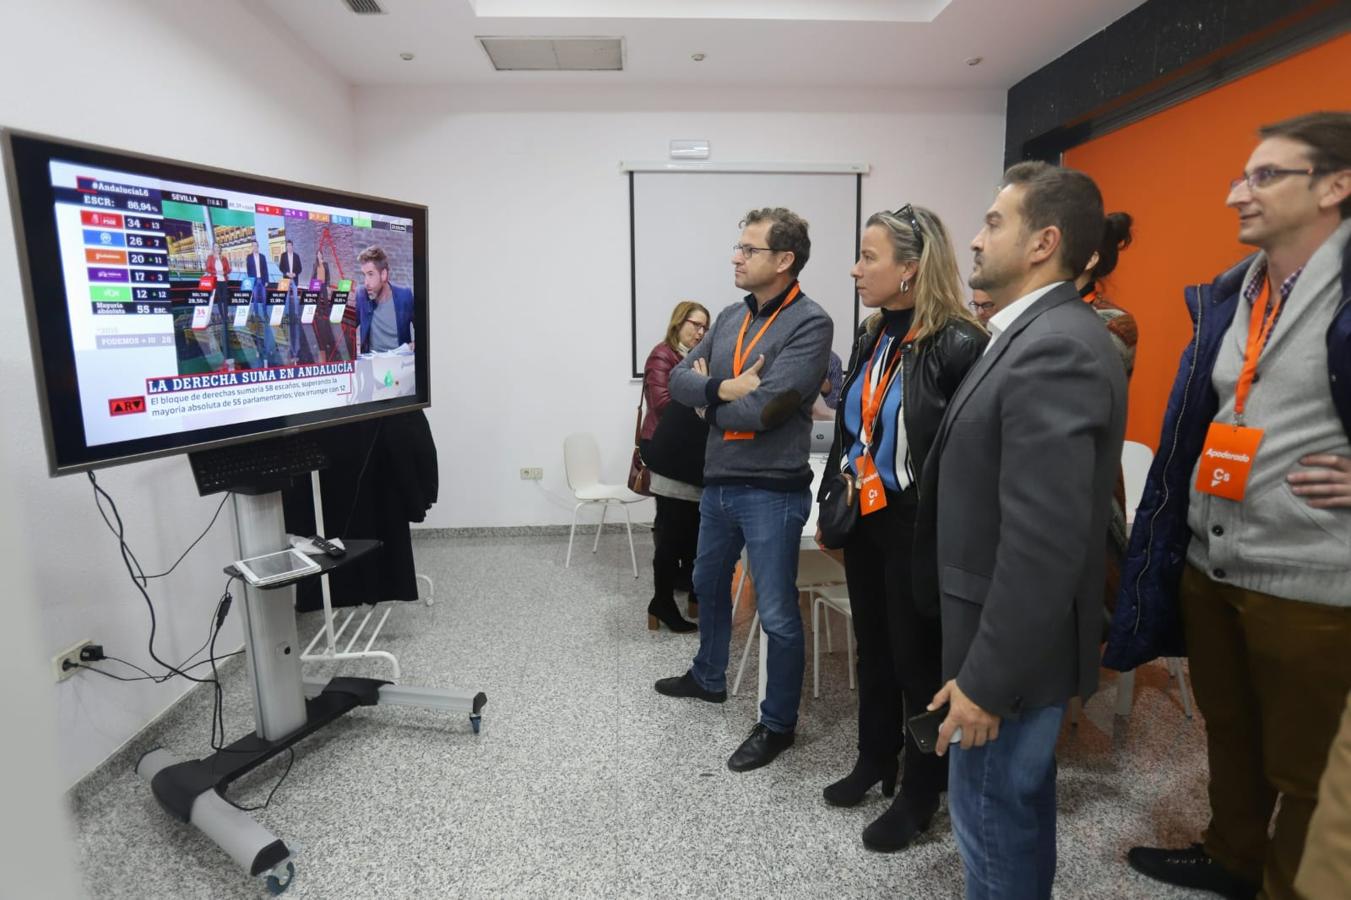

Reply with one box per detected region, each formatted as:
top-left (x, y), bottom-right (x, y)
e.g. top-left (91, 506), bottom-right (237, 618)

top-left (3, 129), bottom-right (483, 894)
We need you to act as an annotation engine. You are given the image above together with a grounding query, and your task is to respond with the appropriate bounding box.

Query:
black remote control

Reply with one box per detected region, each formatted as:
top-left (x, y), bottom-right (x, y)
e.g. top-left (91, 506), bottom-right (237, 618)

top-left (311, 535), bottom-right (347, 558)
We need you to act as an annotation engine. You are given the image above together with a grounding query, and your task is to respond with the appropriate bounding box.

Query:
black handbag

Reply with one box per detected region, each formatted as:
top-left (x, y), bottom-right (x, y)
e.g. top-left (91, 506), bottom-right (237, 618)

top-left (817, 470), bottom-right (859, 549)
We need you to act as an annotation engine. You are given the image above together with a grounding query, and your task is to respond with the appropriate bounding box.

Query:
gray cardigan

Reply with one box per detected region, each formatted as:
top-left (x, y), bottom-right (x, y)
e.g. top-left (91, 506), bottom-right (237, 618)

top-left (669, 283), bottom-right (833, 491)
top-left (1185, 219), bottom-right (1351, 606)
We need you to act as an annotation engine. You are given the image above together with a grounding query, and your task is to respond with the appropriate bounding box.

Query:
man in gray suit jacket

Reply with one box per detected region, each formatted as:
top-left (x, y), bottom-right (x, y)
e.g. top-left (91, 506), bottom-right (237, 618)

top-left (917, 161), bottom-right (1127, 900)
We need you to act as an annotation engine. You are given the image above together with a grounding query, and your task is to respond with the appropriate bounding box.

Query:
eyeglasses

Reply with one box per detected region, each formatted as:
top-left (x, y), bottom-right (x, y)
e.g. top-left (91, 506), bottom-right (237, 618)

top-left (1229, 166), bottom-right (1327, 191)
top-left (970, 299), bottom-right (994, 314)
top-left (894, 204), bottom-right (925, 253)
top-left (682, 319), bottom-right (709, 333)
top-left (732, 243), bottom-right (780, 259)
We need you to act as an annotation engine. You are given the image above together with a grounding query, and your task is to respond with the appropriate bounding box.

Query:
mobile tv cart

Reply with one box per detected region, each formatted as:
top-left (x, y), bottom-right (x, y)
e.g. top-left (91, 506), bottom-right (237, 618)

top-left (136, 488), bottom-right (487, 896)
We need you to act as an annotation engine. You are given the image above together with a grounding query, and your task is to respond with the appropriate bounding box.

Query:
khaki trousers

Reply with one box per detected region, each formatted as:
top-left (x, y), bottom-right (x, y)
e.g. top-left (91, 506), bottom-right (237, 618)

top-left (1179, 565), bottom-right (1351, 900)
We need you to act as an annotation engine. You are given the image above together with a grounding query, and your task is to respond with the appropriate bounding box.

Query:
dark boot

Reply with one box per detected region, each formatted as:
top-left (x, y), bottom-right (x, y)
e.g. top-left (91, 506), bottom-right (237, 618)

top-left (822, 755), bottom-right (899, 807)
top-left (861, 793), bottom-right (939, 853)
top-left (647, 594), bottom-right (696, 633)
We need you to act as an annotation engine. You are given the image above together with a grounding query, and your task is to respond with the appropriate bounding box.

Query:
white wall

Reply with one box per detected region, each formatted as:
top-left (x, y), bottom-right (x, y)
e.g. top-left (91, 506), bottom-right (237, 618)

top-left (0, 0), bottom-right (357, 785)
top-left (351, 84), bottom-right (1005, 527)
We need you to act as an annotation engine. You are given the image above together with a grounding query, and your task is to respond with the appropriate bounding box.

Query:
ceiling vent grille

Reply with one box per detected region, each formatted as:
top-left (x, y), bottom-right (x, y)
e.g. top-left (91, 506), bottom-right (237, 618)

top-left (477, 36), bottom-right (623, 71)
top-left (342, 0), bottom-right (385, 14)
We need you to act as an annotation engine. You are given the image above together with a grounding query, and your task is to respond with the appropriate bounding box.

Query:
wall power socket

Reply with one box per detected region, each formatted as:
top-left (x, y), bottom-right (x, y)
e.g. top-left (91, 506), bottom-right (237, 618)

top-left (53, 639), bottom-right (94, 683)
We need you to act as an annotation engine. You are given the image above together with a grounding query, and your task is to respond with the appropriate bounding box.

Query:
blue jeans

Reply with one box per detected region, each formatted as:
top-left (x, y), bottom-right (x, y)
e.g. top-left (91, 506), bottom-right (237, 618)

top-left (690, 484), bottom-right (810, 734)
top-left (948, 703), bottom-right (1065, 900)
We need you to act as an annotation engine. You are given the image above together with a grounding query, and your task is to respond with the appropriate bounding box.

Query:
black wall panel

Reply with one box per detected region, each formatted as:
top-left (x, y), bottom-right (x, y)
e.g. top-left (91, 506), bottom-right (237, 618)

top-left (1005, 0), bottom-right (1350, 166)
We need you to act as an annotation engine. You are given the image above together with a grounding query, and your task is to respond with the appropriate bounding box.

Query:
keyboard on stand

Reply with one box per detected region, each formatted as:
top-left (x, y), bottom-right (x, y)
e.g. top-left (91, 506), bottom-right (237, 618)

top-left (189, 434), bottom-right (328, 496)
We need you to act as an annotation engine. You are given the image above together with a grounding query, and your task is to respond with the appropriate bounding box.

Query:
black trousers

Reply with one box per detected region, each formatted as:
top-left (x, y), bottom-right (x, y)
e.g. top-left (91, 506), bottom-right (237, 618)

top-left (652, 494), bottom-right (700, 601)
top-left (842, 489), bottom-right (946, 801)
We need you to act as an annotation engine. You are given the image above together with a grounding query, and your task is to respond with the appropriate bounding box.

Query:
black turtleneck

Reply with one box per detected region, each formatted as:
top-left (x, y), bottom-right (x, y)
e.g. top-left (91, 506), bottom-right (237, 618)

top-left (742, 280), bottom-right (799, 319)
top-left (880, 305), bottom-right (915, 336)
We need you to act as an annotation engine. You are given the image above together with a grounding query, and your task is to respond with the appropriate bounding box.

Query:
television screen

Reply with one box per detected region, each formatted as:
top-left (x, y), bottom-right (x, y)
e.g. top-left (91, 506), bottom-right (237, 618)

top-left (3, 130), bottom-right (429, 474)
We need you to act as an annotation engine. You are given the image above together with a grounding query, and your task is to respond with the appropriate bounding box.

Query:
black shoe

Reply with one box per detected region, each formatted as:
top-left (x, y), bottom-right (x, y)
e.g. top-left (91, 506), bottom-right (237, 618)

top-left (823, 756), bottom-right (899, 807)
top-left (1126, 844), bottom-right (1258, 899)
top-left (861, 793), bottom-right (938, 852)
top-left (654, 671), bottom-right (726, 703)
top-left (727, 723), bottom-right (795, 772)
top-left (647, 595), bottom-right (696, 633)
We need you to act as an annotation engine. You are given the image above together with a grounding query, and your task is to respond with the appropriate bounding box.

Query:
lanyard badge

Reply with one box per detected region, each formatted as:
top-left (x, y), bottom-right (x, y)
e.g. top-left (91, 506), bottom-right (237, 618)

top-left (853, 325), bottom-right (915, 514)
top-left (722, 284), bottom-right (800, 441)
top-left (1195, 280), bottom-right (1279, 502)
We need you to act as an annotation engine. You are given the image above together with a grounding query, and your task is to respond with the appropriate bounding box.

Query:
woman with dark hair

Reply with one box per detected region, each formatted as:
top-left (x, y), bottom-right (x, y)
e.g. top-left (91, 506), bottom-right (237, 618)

top-left (640, 300), bottom-right (711, 633)
top-left (1075, 211), bottom-right (1139, 615)
top-left (1077, 211), bottom-right (1139, 376)
top-left (818, 205), bottom-right (987, 851)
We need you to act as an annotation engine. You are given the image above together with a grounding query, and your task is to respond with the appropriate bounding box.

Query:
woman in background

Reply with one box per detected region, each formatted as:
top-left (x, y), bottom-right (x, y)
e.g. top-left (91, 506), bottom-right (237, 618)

top-left (1078, 212), bottom-right (1138, 377)
top-left (819, 205), bottom-right (987, 852)
top-left (1076, 211), bottom-right (1138, 616)
top-left (640, 301), bottom-right (711, 632)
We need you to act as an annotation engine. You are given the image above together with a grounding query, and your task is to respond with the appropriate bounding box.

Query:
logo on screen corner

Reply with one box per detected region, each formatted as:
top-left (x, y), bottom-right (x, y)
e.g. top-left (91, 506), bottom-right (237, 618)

top-left (108, 395), bottom-right (146, 416)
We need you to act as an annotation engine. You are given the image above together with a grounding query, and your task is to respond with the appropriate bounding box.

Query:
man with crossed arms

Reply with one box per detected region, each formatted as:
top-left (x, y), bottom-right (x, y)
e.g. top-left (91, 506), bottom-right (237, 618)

top-left (656, 206), bottom-right (832, 773)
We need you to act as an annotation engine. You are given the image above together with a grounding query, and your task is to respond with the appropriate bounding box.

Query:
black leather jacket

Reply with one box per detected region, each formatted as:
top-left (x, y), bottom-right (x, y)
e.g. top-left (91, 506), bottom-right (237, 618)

top-left (818, 311), bottom-right (988, 502)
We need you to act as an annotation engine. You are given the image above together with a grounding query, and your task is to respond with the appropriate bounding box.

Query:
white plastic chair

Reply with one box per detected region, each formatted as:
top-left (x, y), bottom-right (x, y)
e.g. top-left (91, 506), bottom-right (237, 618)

top-left (731, 550), bottom-right (845, 698)
top-left (563, 433), bottom-right (643, 578)
top-left (810, 583), bottom-right (855, 699)
top-left (1111, 440), bottom-right (1195, 720)
top-left (1122, 440), bottom-right (1154, 525)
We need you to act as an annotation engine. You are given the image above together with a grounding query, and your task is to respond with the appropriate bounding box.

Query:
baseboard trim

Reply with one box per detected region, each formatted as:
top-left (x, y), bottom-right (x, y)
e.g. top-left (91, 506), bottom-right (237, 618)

top-left (411, 523), bottom-right (653, 539)
top-left (66, 648), bottom-right (245, 810)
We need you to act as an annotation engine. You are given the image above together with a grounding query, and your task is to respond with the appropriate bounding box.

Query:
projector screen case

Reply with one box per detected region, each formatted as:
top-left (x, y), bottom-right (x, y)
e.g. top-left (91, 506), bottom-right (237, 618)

top-left (2, 129), bottom-right (431, 475)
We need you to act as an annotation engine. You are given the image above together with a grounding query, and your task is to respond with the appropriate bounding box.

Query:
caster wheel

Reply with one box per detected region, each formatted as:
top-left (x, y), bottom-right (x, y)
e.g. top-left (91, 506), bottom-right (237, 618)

top-left (469, 715), bottom-right (482, 735)
top-left (264, 861), bottom-right (295, 895)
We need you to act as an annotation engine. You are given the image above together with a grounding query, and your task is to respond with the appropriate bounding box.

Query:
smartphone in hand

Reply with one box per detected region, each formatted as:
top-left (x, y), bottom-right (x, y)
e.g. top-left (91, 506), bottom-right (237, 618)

top-left (907, 706), bottom-right (963, 754)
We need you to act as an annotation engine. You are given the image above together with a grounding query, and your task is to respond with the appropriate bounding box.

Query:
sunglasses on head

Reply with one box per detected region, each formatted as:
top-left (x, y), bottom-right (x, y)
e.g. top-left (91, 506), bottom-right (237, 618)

top-left (893, 204), bottom-right (925, 253)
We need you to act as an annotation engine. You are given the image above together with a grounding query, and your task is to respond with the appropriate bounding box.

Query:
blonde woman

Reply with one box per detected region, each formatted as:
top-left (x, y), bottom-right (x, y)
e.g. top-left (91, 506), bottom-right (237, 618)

top-left (818, 205), bottom-right (987, 851)
top-left (640, 301), bottom-right (711, 632)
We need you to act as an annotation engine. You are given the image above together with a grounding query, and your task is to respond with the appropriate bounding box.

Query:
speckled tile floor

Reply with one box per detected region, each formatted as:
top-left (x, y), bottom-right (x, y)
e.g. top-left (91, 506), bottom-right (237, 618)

top-left (71, 532), bottom-right (1217, 899)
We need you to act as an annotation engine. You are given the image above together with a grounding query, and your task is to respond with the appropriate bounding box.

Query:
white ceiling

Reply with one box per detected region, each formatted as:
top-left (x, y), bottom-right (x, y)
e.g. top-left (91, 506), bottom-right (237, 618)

top-left (256, 0), bottom-right (1147, 90)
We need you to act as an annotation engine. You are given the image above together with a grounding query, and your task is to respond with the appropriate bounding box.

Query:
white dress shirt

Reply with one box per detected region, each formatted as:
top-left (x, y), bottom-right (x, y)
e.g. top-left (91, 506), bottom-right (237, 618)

top-left (982, 281), bottom-right (1066, 355)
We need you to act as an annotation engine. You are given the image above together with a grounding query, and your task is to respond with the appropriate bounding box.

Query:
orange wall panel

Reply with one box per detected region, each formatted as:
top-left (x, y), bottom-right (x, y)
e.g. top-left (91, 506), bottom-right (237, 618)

top-left (1064, 32), bottom-right (1351, 449)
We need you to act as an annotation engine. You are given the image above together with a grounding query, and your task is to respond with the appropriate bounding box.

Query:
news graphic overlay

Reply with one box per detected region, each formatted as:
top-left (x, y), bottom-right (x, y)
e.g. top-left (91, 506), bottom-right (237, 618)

top-left (4, 131), bottom-right (429, 472)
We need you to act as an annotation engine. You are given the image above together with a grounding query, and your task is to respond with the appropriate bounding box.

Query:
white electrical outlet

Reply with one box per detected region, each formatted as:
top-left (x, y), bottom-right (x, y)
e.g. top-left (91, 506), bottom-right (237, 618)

top-left (53, 639), bottom-right (93, 683)
top-left (519, 467), bottom-right (543, 480)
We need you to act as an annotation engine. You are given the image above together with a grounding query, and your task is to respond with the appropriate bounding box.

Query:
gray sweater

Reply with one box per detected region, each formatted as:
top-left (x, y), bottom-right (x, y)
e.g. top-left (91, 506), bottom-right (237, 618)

top-left (1187, 219), bottom-right (1351, 606)
top-left (669, 283), bottom-right (833, 491)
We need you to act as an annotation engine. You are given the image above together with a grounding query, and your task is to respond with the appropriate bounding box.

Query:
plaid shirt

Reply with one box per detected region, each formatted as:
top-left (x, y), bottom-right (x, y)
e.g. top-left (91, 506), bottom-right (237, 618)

top-left (1244, 259), bottom-right (1304, 329)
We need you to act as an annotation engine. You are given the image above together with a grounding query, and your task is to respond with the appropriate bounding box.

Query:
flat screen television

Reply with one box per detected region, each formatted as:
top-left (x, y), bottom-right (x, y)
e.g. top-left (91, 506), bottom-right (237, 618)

top-left (3, 129), bottom-right (430, 474)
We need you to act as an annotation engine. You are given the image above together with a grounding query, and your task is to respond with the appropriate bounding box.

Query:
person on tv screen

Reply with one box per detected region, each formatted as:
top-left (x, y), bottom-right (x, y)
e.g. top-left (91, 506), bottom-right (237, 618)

top-left (205, 243), bottom-right (233, 360)
top-left (279, 238), bottom-right (304, 362)
top-left (245, 239), bottom-right (270, 290)
top-left (244, 239), bottom-right (277, 365)
top-left (355, 245), bottom-right (413, 353)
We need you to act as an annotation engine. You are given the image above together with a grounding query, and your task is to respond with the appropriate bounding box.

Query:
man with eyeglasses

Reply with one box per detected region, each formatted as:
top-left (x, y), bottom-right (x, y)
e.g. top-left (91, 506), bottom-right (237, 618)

top-left (1108, 112), bottom-right (1351, 900)
top-left (969, 289), bottom-right (996, 324)
top-left (656, 207), bottom-right (833, 773)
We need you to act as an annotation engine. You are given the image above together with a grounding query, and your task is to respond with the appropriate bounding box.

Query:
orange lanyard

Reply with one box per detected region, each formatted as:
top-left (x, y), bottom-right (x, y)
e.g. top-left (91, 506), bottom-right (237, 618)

top-left (732, 284), bottom-right (800, 375)
top-left (858, 324), bottom-right (917, 450)
top-left (1234, 280), bottom-right (1282, 423)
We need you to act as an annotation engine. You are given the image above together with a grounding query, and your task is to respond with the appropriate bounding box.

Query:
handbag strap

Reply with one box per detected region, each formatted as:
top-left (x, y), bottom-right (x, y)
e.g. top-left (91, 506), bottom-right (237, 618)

top-left (634, 374), bottom-right (647, 446)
